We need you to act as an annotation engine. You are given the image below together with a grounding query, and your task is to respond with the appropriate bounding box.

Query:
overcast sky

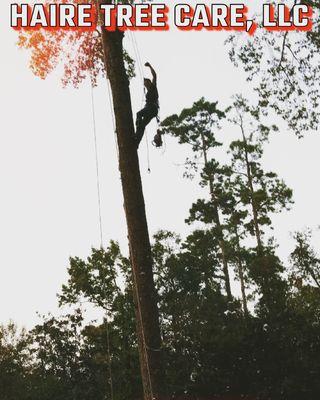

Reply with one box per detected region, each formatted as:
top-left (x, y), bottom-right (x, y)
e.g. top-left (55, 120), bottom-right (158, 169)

top-left (1, 0), bottom-right (320, 328)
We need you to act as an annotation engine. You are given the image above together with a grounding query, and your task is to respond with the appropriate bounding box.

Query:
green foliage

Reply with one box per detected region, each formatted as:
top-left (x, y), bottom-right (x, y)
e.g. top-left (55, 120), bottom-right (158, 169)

top-left (227, 96), bottom-right (293, 244)
top-left (2, 90), bottom-right (320, 399)
top-left (290, 229), bottom-right (320, 288)
top-left (161, 97), bottom-right (225, 160)
top-left (226, 3), bottom-right (320, 135)
top-left (2, 228), bottom-right (320, 399)
top-left (0, 323), bottom-right (31, 400)
top-left (59, 241), bottom-right (124, 311)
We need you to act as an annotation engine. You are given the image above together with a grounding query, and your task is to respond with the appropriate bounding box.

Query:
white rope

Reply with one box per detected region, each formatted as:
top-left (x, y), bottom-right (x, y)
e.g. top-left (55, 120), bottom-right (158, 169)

top-left (90, 79), bottom-right (104, 249)
top-left (106, 74), bottom-right (155, 398)
top-left (89, 77), bottom-right (115, 400)
top-left (145, 131), bottom-right (151, 173)
top-left (125, 33), bottom-right (157, 398)
top-left (129, 31), bottom-right (144, 85)
top-left (93, 26), bottom-right (156, 398)
top-left (129, 243), bottom-right (156, 400)
top-left (128, 31), bottom-right (152, 172)
top-left (132, 32), bottom-right (145, 86)
top-left (106, 78), bottom-right (120, 164)
top-left (128, 30), bottom-right (145, 107)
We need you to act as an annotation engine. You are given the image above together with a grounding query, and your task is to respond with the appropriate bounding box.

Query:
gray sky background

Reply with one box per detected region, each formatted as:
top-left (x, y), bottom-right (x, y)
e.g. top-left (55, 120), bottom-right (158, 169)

top-left (1, 0), bottom-right (320, 328)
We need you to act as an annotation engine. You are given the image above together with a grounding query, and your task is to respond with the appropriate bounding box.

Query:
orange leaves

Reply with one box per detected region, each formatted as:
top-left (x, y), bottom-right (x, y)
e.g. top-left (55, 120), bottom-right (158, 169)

top-left (16, 0), bottom-right (104, 87)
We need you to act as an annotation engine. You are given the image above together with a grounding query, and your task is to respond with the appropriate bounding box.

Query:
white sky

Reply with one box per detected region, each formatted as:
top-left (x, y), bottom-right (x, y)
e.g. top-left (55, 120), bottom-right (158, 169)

top-left (1, 0), bottom-right (320, 328)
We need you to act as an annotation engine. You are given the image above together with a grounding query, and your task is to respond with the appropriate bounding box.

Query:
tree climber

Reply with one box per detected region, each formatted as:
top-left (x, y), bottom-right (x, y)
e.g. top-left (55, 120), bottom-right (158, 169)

top-left (135, 62), bottom-right (159, 148)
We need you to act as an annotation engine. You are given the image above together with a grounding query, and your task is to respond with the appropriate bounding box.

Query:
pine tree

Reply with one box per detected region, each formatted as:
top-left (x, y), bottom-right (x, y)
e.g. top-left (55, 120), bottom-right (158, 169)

top-left (161, 98), bottom-right (233, 300)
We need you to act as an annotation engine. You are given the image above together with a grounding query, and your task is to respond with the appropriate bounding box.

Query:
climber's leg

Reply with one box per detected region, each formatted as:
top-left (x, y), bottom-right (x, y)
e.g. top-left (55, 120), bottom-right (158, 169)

top-left (136, 109), bottom-right (147, 146)
top-left (136, 107), bottom-right (145, 129)
top-left (136, 105), bottom-right (158, 147)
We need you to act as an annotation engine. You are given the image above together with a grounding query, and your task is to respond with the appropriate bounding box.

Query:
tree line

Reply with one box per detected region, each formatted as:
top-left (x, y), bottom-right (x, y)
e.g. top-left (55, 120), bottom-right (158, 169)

top-left (2, 96), bottom-right (320, 399)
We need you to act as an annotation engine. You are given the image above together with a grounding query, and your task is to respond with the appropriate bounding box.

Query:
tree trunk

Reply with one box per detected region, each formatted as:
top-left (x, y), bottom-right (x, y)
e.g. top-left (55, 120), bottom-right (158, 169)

top-left (234, 228), bottom-right (249, 317)
top-left (239, 123), bottom-right (263, 254)
top-left (200, 133), bottom-right (232, 301)
top-left (99, 20), bottom-right (164, 400)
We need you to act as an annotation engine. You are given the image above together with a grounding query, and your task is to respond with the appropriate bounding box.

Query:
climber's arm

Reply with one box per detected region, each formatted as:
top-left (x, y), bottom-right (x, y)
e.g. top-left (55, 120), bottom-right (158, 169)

top-left (145, 62), bottom-right (157, 85)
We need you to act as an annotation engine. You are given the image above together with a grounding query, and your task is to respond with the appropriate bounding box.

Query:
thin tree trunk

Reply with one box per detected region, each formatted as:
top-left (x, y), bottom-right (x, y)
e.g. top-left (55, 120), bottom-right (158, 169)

top-left (200, 133), bottom-right (232, 300)
top-left (238, 257), bottom-right (249, 316)
top-left (234, 228), bottom-right (249, 317)
top-left (239, 121), bottom-right (263, 254)
top-left (99, 15), bottom-right (164, 399)
top-left (105, 318), bottom-right (114, 400)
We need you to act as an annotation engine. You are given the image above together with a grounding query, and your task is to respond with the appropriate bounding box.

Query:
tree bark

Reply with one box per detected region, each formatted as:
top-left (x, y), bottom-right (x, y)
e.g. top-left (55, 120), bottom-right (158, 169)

top-left (99, 20), bottom-right (164, 400)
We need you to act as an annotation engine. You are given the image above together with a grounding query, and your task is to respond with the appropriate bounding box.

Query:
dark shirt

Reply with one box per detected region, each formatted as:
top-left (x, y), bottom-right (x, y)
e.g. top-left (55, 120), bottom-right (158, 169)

top-left (146, 83), bottom-right (159, 108)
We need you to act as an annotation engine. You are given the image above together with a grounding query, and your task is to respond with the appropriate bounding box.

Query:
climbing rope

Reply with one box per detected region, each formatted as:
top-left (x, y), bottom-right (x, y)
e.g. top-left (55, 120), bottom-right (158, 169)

top-left (128, 242), bottom-right (156, 400)
top-left (132, 33), bottom-right (144, 85)
top-left (145, 131), bottom-right (151, 173)
top-left (105, 83), bottom-right (155, 399)
top-left (89, 77), bottom-right (115, 400)
top-left (90, 27), bottom-right (157, 400)
top-left (90, 78), bottom-right (104, 249)
top-left (128, 31), bottom-right (152, 172)
top-left (129, 30), bottom-right (144, 93)
top-left (106, 77), bottom-right (120, 164)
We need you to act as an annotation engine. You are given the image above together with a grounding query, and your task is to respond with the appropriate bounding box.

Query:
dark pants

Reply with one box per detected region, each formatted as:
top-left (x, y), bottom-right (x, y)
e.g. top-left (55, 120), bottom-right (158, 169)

top-left (136, 104), bottom-right (158, 147)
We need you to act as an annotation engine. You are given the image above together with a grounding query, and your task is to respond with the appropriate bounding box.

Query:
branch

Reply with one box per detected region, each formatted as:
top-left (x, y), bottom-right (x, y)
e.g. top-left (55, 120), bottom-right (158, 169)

top-left (278, 0), bottom-right (299, 69)
top-left (278, 32), bottom-right (289, 69)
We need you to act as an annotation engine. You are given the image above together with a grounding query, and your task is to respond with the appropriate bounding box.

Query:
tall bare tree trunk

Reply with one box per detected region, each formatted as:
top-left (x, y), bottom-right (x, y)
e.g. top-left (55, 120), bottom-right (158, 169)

top-left (239, 121), bottom-right (263, 254)
top-left (99, 22), bottom-right (164, 400)
top-left (200, 133), bottom-right (232, 300)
